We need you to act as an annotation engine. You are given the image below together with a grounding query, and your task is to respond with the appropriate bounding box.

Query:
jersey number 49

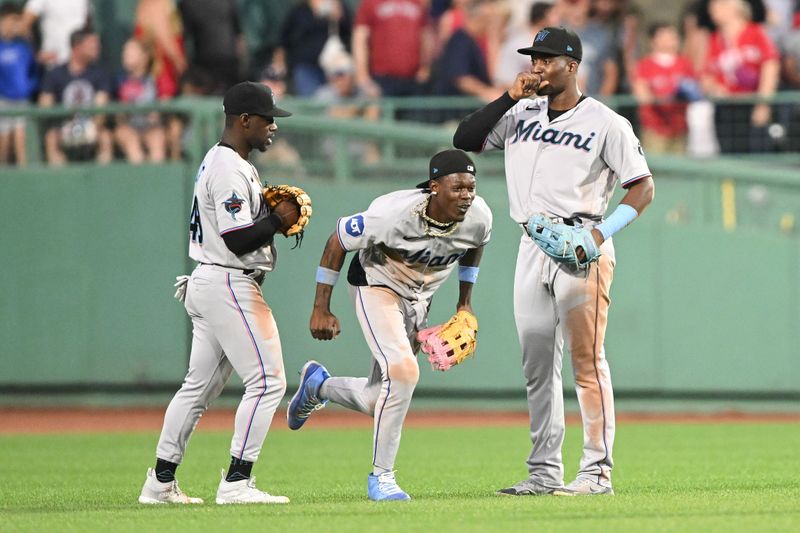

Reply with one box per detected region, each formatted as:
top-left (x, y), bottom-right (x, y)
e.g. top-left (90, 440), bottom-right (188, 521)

top-left (189, 197), bottom-right (203, 244)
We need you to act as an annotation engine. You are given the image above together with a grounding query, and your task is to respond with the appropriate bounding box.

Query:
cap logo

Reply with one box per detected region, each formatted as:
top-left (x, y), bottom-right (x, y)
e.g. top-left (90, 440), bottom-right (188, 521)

top-left (467, 165), bottom-right (474, 172)
top-left (432, 167), bottom-right (438, 174)
top-left (566, 45), bottom-right (574, 52)
top-left (534, 30), bottom-right (549, 43)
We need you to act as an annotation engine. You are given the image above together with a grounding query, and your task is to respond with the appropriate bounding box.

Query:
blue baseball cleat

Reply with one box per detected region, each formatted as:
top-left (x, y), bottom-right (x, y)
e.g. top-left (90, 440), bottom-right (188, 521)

top-left (287, 360), bottom-right (330, 430)
top-left (368, 471), bottom-right (411, 501)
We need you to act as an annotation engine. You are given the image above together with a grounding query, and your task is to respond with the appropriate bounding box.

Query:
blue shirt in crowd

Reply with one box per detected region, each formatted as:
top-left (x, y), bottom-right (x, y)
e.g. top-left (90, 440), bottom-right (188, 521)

top-left (0, 38), bottom-right (37, 100)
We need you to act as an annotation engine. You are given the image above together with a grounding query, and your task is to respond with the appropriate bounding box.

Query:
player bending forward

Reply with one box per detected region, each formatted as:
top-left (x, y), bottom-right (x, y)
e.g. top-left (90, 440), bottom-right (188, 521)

top-left (139, 82), bottom-right (308, 505)
top-left (288, 149), bottom-right (492, 501)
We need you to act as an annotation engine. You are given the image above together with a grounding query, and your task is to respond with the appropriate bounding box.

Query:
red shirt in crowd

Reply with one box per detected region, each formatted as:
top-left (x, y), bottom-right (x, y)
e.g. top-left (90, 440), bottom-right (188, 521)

top-left (635, 54), bottom-right (695, 136)
top-left (355, 0), bottom-right (429, 78)
top-left (705, 22), bottom-right (779, 94)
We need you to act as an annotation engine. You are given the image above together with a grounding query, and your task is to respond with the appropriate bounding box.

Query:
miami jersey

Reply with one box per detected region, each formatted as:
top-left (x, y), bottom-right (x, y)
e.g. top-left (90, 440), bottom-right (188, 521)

top-left (482, 96), bottom-right (651, 223)
top-left (188, 144), bottom-right (276, 271)
top-left (336, 189), bottom-right (492, 302)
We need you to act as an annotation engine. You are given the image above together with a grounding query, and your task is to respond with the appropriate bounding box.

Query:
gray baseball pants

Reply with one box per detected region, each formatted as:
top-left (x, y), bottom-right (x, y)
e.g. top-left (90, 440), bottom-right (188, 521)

top-left (155, 264), bottom-right (287, 464)
top-left (514, 234), bottom-right (616, 488)
top-left (320, 285), bottom-right (426, 474)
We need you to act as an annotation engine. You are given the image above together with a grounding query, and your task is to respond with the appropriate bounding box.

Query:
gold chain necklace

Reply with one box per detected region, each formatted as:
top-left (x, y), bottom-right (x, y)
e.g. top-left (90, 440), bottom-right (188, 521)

top-left (413, 196), bottom-right (459, 238)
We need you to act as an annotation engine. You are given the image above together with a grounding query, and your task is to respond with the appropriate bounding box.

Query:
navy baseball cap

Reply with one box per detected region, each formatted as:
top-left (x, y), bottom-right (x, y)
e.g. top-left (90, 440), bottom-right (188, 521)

top-left (223, 81), bottom-right (291, 118)
top-left (416, 149), bottom-right (476, 189)
top-left (517, 27), bottom-right (583, 61)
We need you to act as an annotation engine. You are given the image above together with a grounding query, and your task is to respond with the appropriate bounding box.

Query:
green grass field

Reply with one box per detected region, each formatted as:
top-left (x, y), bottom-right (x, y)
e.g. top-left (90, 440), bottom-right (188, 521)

top-left (1, 422), bottom-right (798, 532)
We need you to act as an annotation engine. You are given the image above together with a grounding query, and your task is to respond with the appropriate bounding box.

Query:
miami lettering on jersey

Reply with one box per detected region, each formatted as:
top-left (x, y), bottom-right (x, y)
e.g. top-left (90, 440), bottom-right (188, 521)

top-left (396, 248), bottom-right (465, 267)
top-left (511, 119), bottom-right (596, 152)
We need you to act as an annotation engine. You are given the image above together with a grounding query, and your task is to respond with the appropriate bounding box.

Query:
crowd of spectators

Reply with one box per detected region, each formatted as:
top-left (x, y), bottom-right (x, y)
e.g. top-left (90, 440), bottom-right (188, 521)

top-left (1, 0), bottom-right (800, 166)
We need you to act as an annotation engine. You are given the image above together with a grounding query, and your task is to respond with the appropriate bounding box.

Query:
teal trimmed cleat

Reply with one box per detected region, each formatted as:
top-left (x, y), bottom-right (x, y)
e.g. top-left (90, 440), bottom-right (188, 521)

top-left (368, 471), bottom-right (411, 501)
top-left (287, 360), bottom-right (330, 430)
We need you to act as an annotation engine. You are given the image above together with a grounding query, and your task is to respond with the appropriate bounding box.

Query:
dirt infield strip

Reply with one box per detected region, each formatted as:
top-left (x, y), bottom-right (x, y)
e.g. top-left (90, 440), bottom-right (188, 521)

top-left (0, 408), bottom-right (798, 434)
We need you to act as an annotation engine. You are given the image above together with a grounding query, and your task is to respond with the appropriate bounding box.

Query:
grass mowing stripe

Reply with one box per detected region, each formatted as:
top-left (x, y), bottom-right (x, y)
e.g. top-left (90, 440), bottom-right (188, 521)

top-left (0, 423), bottom-right (797, 531)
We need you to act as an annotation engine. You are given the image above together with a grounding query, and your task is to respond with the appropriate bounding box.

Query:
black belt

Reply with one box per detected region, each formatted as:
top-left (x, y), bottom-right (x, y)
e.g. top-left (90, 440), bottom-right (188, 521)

top-left (199, 263), bottom-right (266, 284)
top-left (521, 215), bottom-right (581, 234)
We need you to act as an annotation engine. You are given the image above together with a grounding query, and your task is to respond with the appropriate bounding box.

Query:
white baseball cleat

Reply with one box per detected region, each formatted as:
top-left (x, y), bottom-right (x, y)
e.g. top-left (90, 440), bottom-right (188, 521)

top-left (215, 470), bottom-right (290, 504)
top-left (553, 477), bottom-right (614, 496)
top-left (138, 467), bottom-right (204, 504)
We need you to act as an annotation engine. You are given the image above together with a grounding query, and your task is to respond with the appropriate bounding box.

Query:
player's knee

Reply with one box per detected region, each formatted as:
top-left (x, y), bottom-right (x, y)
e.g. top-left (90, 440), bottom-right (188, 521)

top-left (273, 371), bottom-right (287, 396)
top-left (388, 357), bottom-right (419, 386)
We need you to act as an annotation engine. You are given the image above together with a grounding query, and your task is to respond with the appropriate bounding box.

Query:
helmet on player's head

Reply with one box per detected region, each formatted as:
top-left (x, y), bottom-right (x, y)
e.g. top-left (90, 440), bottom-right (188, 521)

top-left (416, 149), bottom-right (476, 189)
top-left (517, 27), bottom-right (582, 62)
top-left (223, 81), bottom-right (292, 119)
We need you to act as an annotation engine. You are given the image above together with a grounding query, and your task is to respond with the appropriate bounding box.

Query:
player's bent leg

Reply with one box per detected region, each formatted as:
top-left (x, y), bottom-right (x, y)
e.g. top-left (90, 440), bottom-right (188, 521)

top-left (228, 332), bottom-right (286, 462)
top-left (371, 356), bottom-right (419, 471)
top-left (320, 358), bottom-right (384, 415)
top-left (350, 285), bottom-right (419, 500)
top-left (558, 254), bottom-right (616, 491)
top-left (138, 467), bottom-right (203, 504)
top-left (211, 274), bottom-right (287, 462)
top-left (155, 310), bottom-right (233, 464)
top-left (287, 360), bottom-right (331, 430)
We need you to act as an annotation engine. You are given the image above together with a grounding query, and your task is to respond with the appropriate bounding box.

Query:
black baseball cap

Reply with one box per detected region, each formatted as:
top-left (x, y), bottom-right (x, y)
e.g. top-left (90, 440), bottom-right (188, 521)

top-left (415, 149), bottom-right (476, 189)
top-left (223, 81), bottom-right (292, 118)
top-left (517, 27), bottom-right (582, 61)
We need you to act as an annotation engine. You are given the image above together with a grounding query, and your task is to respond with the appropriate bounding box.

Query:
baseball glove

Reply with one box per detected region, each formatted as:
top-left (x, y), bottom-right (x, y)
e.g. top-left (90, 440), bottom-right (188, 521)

top-left (526, 213), bottom-right (601, 269)
top-left (262, 184), bottom-right (312, 246)
top-left (417, 310), bottom-right (478, 371)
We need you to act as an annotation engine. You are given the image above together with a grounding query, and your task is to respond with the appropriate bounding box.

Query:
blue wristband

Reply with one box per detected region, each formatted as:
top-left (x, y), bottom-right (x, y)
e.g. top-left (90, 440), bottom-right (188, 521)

top-left (596, 204), bottom-right (638, 240)
top-left (316, 266), bottom-right (340, 286)
top-left (458, 266), bottom-right (480, 283)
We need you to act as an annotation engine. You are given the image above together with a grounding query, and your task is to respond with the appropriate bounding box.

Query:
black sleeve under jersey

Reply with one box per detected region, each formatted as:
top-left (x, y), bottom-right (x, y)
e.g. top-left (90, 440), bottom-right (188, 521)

top-left (222, 213), bottom-right (283, 255)
top-left (452, 92), bottom-right (517, 152)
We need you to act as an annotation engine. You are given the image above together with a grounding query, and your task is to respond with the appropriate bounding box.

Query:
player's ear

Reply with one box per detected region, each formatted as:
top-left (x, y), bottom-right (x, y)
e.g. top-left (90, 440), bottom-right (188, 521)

top-left (240, 113), bottom-right (250, 128)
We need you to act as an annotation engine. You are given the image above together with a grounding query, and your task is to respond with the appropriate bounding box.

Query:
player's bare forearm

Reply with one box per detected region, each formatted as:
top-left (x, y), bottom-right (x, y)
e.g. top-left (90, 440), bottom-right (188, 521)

top-left (310, 233), bottom-right (346, 340)
top-left (456, 282), bottom-right (474, 314)
top-left (456, 246), bottom-right (484, 313)
top-left (313, 232), bottom-right (347, 311)
top-left (621, 176), bottom-right (655, 215)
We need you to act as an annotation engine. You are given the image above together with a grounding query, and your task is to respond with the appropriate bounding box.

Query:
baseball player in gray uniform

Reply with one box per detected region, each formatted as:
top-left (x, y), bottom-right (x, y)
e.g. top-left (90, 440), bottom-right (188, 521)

top-left (454, 27), bottom-right (655, 496)
top-left (138, 82), bottom-right (301, 505)
top-left (287, 150), bottom-right (492, 501)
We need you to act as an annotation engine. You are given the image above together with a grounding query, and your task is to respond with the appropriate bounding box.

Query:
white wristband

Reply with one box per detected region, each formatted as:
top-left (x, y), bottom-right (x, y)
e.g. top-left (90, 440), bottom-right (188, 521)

top-left (316, 266), bottom-right (340, 286)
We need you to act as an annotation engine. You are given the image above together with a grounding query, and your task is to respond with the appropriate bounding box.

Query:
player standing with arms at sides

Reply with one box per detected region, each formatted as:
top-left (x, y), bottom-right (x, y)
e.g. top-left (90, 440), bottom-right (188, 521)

top-left (139, 82), bottom-right (302, 505)
top-left (289, 150), bottom-right (492, 501)
top-left (453, 27), bottom-right (654, 496)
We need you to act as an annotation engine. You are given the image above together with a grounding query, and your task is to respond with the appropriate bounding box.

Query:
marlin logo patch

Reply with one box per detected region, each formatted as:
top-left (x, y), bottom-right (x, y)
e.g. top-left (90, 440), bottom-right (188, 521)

top-left (566, 45), bottom-right (574, 53)
top-left (223, 192), bottom-right (244, 219)
top-left (534, 30), bottom-right (549, 42)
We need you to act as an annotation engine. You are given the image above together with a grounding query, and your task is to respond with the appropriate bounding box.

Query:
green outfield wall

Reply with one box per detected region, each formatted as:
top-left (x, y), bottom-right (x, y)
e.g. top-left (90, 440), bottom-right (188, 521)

top-left (3, 160), bottom-right (799, 397)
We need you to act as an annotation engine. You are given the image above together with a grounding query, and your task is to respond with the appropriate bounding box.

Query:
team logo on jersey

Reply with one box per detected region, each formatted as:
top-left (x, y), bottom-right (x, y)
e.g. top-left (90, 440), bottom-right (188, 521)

top-left (223, 192), bottom-right (244, 219)
top-left (637, 142), bottom-right (644, 156)
top-left (398, 248), bottom-right (465, 267)
top-left (345, 215), bottom-right (365, 236)
top-left (534, 29), bottom-right (549, 42)
top-left (511, 119), bottom-right (596, 152)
